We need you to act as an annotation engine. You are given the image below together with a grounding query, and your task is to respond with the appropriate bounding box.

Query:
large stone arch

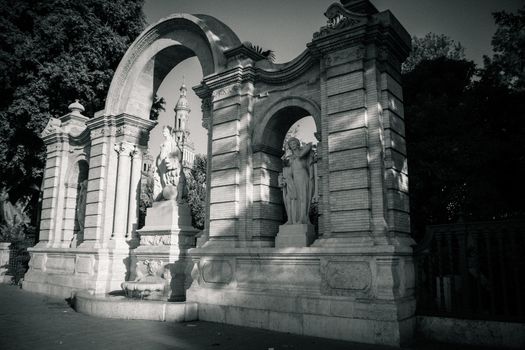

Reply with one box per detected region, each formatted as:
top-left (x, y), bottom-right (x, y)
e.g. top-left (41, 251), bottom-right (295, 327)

top-left (104, 14), bottom-right (241, 118)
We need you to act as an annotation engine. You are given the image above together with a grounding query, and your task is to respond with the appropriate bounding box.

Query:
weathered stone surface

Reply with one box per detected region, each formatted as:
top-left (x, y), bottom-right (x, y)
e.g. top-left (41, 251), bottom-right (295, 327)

top-left (274, 224), bottom-right (316, 248)
top-left (25, 2), bottom-right (416, 346)
top-left (201, 259), bottom-right (233, 284)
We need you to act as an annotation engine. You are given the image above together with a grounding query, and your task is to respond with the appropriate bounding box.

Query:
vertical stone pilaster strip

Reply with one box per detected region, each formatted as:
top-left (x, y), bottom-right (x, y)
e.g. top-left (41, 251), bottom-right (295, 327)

top-left (363, 57), bottom-right (389, 244)
top-left (127, 146), bottom-right (142, 238)
top-left (51, 142), bottom-right (70, 247)
top-left (83, 122), bottom-right (117, 246)
top-left (318, 58), bottom-right (331, 239)
top-left (206, 83), bottom-right (242, 246)
top-left (237, 82), bottom-right (254, 245)
top-left (39, 141), bottom-right (68, 246)
top-left (61, 182), bottom-right (78, 247)
top-left (112, 141), bottom-right (133, 239)
top-left (202, 96), bottom-right (213, 244)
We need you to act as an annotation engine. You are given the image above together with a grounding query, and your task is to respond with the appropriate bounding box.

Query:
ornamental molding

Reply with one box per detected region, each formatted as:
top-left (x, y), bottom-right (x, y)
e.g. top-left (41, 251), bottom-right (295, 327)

top-left (41, 118), bottom-right (64, 138)
top-left (313, 3), bottom-right (368, 39)
top-left (140, 234), bottom-right (171, 246)
top-left (255, 50), bottom-right (317, 84)
top-left (212, 83), bottom-right (241, 99)
top-left (323, 45), bottom-right (365, 67)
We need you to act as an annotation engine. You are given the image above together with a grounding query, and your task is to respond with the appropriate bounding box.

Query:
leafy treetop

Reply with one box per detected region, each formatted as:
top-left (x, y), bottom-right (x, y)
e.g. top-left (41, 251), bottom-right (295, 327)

top-left (0, 0), bottom-right (146, 203)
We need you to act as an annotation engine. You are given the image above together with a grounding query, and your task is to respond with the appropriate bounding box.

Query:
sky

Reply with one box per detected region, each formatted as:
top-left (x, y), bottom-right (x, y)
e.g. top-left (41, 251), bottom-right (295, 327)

top-left (142, 0), bottom-right (523, 155)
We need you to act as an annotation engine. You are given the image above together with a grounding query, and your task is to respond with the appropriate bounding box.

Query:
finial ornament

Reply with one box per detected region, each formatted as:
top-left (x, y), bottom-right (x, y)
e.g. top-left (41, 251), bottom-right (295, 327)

top-left (68, 99), bottom-right (85, 116)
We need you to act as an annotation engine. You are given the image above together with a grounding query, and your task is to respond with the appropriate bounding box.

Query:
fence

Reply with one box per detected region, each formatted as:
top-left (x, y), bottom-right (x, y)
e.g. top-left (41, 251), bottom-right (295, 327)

top-left (8, 235), bottom-right (36, 284)
top-left (414, 220), bottom-right (525, 322)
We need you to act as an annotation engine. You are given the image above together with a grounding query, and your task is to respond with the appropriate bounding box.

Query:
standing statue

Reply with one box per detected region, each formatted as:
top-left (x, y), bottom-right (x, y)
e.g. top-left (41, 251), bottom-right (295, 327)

top-left (154, 126), bottom-right (185, 202)
top-left (279, 137), bottom-right (316, 225)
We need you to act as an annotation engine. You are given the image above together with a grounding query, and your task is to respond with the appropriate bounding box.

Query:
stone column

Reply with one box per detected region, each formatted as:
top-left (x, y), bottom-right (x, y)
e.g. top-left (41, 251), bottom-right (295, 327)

top-left (112, 141), bottom-right (134, 243)
top-left (127, 146), bottom-right (142, 242)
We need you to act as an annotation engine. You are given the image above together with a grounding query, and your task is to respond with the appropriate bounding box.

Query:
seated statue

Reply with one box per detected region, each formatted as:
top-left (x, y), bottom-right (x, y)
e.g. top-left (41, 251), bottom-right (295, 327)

top-left (153, 126), bottom-right (185, 202)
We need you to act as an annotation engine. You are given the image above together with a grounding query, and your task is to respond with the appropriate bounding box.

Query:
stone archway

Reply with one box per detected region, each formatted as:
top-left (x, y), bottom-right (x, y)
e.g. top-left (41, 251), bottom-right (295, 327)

top-left (27, 2), bottom-right (417, 346)
top-left (251, 97), bottom-right (321, 244)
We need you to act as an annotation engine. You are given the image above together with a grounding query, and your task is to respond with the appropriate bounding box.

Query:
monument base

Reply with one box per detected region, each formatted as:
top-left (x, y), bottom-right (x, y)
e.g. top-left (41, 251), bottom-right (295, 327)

top-left (187, 245), bottom-right (416, 347)
top-left (131, 200), bottom-right (198, 301)
top-left (275, 224), bottom-right (315, 248)
top-left (23, 244), bottom-right (131, 298)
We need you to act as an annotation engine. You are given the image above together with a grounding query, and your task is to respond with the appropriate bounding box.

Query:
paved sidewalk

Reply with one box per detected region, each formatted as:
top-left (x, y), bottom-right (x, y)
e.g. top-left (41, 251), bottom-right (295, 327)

top-left (0, 284), bottom-right (494, 350)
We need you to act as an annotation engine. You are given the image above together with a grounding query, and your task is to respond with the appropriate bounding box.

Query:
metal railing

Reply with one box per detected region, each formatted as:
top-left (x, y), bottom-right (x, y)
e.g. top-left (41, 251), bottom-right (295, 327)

top-left (414, 220), bottom-right (525, 322)
top-left (8, 235), bottom-right (35, 284)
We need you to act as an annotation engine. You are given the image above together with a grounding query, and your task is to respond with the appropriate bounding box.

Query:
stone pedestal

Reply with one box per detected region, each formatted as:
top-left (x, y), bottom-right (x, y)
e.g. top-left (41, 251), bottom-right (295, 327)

top-left (275, 224), bottom-right (316, 248)
top-left (139, 201), bottom-right (195, 234)
top-left (131, 200), bottom-right (198, 301)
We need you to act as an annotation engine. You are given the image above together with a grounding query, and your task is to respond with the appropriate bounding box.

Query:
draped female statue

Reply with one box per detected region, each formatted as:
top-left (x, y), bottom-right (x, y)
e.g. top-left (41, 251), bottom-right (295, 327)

top-left (279, 137), bottom-right (316, 225)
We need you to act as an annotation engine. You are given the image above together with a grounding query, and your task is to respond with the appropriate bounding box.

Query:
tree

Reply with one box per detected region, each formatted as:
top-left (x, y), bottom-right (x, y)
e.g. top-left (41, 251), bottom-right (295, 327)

top-left (186, 155), bottom-right (207, 230)
top-left (149, 94), bottom-right (166, 121)
top-left (138, 168), bottom-right (154, 229)
top-left (0, 0), bottom-right (146, 208)
top-left (245, 42), bottom-right (276, 63)
top-left (404, 18), bottom-right (525, 239)
top-left (404, 57), bottom-right (478, 237)
top-left (402, 33), bottom-right (466, 73)
top-left (482, 6), bottom-right (525, 92)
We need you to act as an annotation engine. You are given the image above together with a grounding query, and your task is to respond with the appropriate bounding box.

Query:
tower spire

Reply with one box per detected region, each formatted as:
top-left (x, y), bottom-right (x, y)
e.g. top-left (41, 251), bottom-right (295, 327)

top-left (173, 80), bottom-right (191, 145)
top-left (172, 79), bottom-right (195, 170)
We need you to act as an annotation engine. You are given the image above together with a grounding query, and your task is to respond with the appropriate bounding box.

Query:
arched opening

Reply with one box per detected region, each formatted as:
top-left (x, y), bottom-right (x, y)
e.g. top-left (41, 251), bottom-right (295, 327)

top-left (63, 159), bottom-right (89, 247)
top-left (252, 101), bottom-right (321, 243)
top-left (104, 14), bottom-right (241, 119)
top-left (102, 14), bottom-right (241, 232)
top-left (140, 56), bottom-right (206, 229)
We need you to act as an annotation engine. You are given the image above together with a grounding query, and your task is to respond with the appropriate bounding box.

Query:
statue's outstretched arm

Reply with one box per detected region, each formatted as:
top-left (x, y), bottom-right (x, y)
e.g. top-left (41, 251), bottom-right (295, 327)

top-left (298, 142), bottom-right (312, 158)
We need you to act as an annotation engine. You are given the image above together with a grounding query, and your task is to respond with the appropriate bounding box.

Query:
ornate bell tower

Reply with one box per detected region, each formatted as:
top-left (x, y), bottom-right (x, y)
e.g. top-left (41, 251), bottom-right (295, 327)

top-left (173, 82), bottom-right (195, 169)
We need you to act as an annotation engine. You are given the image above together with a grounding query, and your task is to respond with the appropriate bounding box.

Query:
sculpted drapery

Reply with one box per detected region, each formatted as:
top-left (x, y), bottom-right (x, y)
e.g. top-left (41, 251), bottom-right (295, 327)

top-left (279, 137), bottom-right (316, 225)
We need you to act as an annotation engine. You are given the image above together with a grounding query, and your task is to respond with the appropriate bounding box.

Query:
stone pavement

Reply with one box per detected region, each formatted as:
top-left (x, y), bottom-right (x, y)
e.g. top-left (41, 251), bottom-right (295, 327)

top-left (0, 284), bottom-right (495, 350)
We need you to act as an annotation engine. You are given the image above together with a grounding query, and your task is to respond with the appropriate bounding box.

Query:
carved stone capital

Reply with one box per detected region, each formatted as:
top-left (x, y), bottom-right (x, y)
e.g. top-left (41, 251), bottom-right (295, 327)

top-left (114, 141), bottom-right (136, 157)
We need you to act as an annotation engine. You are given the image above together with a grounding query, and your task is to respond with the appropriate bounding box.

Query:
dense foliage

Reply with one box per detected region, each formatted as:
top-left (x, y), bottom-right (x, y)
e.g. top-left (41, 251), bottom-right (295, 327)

top-left (402, 33), bottom-right (465, 73)
top-left (0, 0), bottom-right (146, 205)
top-left (404, 6), bottom-right (525, 238)
top-left (186, 155), bottom-right (207, 230)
